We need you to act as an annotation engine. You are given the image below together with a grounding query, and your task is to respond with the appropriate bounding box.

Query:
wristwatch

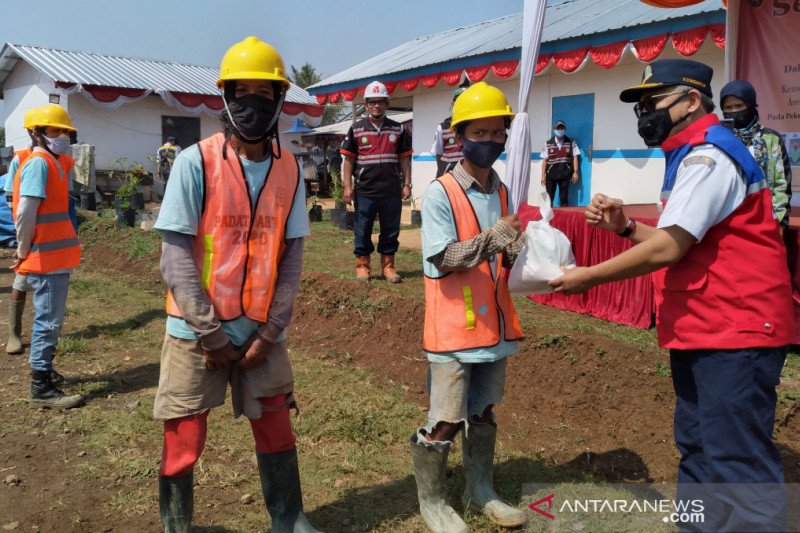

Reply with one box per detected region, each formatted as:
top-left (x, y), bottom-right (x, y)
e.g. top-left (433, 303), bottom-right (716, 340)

top-left (617, 218), bottom-right (636, 238)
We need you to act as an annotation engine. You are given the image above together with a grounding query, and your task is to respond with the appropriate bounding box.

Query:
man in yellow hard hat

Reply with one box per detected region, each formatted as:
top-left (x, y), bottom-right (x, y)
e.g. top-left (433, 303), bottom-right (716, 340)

top-left (152, 37), bottom-right (321, 533)
top-left (4, 107), bottom-right (38, 356)
top-left (411, 82), bottom-right (526, 532)
top-left (11, 103), bottom-right (84, 409)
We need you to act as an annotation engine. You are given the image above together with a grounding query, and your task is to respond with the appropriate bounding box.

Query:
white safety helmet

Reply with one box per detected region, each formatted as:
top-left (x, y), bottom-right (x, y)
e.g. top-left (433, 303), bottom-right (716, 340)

top-left (364, 80), bottom-right (389, 100)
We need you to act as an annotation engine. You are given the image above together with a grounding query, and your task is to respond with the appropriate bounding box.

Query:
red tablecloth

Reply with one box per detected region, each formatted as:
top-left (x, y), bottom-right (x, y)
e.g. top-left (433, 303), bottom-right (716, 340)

top-left (517, 203), bottom-right (661, 329)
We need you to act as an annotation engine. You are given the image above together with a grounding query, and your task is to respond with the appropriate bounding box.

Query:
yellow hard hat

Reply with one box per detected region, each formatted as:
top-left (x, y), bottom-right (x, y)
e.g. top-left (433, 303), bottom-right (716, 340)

top-left (27, 104), bottom-right (76, 131)
top-left (451, 82), bottom-right (515, 130)
top-left (217, 36), bottom-right (290, 89)
top-left (23, 107), bottom-right (39, 130)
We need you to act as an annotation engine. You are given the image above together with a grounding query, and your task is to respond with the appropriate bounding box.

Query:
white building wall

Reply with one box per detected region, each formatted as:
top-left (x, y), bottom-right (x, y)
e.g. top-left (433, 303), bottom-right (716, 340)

top-left (411, 39), bottom-right (724, 208)
top-left (3, 62), bottom-right (54, 150)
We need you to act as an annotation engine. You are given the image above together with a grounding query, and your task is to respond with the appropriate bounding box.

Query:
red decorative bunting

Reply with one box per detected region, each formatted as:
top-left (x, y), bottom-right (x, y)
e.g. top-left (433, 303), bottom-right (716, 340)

top-left (491, 60), bottom-right (519, 79)
top-left (328, 92), bottom-right (340, 103)
top-left (316, 94), bottom-right (327, 105)
top-left (465, 65), bottom-right (490, 82)
top-left (672, 26), bottom-right (707, 56)
top-left (283, 102), bottom-right (324, 118)
top-left (399, 77), bottom-right (420, 92)
top-left (341, 88), bottom-right (359, 101)
top-left (535, 54), bottom-right (553, 74)
top-left (82, 84), bottom-right (148, 103)
top-left (632, 34), bottom-right (669, 61)
top-left (420, 73), bottom-right (442, 88)
top-left (553, 47), bottom-right (589, 73)
top-left (588, 41), bottom-right (628, 69)
top-left (383, 81), bottom-right (398, 94)
top-left (709, 23), bottom-right (726, 49)
top-left (442, 70), bottom-right (462, 86)
top-left (171, 92), bottom-right (223, 110)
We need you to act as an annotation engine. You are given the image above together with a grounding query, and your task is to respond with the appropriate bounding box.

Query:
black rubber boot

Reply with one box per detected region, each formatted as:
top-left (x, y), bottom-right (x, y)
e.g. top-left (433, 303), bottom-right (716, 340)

top-left (159, 474), bottom-right (193, 533)
top-left (256, 447), bottom-right (322, 533)
top-left (30, 369), bottom-right (84, 409)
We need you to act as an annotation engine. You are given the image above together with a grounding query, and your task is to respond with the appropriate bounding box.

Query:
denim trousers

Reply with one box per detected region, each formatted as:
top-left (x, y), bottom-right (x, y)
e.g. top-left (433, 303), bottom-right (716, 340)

top-left (353, 194), bottom-right (401, 256)
top-left (26, 272), bottom-right (71, 372)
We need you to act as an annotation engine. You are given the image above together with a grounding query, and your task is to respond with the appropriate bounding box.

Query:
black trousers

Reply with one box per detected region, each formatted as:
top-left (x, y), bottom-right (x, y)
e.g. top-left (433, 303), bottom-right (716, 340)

top-left (545, 178), bottom-right (570, 207)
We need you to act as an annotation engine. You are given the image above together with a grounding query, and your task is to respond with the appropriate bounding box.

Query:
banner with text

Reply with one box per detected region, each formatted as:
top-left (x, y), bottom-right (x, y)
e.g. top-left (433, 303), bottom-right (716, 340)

top-left (736, 0), bottom-right (800, 177)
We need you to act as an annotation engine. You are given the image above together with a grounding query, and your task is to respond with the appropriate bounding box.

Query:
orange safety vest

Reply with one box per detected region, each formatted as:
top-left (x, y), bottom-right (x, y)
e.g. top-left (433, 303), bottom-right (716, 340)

top-left (11, 151), bottom-right (80, 274)
top-left (166, 132), bottom-right (300, 323)
top-left (422, 173), bottom-right (523, 353)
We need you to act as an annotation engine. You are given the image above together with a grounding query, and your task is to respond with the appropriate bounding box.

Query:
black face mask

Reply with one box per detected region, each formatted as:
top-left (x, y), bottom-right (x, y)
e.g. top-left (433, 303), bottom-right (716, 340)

top-left (224, 93), bottom-right (279, 144)
top-left (462, 138), bottom-right (506, 168)
top-left (637, 94), bottom-right (691, 147)
top-left (723, 109), bottom-right (756, 130)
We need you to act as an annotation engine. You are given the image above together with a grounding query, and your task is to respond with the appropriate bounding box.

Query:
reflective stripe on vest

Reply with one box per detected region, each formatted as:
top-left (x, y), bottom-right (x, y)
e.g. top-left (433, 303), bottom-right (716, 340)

top-left (165, 132), bottom-right (300, 323)
top-left (12, 152), bottom-right (80, 274)
top-left (422, 174), bottom-right (523, 353)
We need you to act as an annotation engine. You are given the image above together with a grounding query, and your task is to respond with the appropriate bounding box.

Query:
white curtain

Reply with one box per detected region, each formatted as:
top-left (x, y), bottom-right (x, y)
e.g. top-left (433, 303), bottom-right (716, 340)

top-left (505, 0), bottom-right (548, 211)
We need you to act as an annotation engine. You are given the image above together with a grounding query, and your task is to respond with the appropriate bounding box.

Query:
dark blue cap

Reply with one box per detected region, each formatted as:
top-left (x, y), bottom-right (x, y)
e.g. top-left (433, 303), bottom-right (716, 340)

top-left (720, 79), bottom-right (757, 110)
top-left (620, 59), bottom-right (714, 103)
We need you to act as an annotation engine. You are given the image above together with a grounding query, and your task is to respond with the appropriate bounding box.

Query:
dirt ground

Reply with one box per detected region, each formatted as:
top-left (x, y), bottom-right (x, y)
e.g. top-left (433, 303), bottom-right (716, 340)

top-left (0, 218), bottom-right (799, 532)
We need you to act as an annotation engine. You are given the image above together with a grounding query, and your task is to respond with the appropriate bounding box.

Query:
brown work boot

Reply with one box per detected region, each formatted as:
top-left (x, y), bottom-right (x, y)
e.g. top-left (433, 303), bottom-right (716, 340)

top-left (355, 255), bottom-right (371, 281)
top-left (381, 255), bottom-right (401, 283)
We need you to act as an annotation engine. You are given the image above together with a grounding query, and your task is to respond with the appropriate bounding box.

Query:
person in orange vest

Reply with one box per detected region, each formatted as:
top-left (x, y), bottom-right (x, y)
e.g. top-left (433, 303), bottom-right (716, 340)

top-left (11, 104), bottom-right (83, 409)
top-left (152, 37), bottom-right (321, 533)
top-left (5, 107), bottom-right (38, 355)
top-left (412, 82), bottom-right (526, 532)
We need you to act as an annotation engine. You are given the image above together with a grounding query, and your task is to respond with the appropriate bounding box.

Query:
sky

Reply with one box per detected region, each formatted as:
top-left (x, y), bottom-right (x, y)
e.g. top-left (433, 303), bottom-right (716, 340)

top-left (0, 0), bottom-right (523, 81)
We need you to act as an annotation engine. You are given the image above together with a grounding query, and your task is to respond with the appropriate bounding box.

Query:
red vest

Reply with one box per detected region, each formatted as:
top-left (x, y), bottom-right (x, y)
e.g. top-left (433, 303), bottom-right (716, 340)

top-left (653, 116), bottom-right (792, 350)
top-left (423, 173), bottom-right (523, 353)
top-left (11, 151), bottom-right (80, 274)
top-left (165, 133), bottom-right (300, 322)
top-left (440, 118), bottom-right (462, 164)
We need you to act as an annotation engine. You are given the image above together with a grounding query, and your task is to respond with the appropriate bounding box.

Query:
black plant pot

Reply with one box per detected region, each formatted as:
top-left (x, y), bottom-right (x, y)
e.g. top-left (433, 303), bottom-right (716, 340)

top-left (80, 191), bottom-right (96, 211)
top-left (308, 205), bottom-right (323, 222)
top-left (133, 192), bottom-right (145, 210)
top-left (410, 209), bottom-right (422, 227)
top-left (114, 195), bottom-right (136, 228)
top-left (328, 208), bottom-right (344, 226)
top-left (338, 211), bottom-right (355, 230)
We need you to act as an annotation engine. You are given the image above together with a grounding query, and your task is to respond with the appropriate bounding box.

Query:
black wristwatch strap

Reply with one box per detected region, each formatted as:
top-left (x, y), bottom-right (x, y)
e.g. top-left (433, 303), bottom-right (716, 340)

top-left (618, 218), bottom-right (636, 238)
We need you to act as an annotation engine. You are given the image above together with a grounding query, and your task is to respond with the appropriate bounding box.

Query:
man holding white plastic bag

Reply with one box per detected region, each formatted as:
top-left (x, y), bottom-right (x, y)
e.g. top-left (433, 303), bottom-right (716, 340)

top-left (410, 82), bottom-right (527, 532)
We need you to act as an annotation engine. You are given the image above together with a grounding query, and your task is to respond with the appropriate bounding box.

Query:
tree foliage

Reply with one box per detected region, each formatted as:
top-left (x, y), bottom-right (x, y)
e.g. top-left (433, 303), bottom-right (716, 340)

top-left (289, 63), bottom-right (322, 89)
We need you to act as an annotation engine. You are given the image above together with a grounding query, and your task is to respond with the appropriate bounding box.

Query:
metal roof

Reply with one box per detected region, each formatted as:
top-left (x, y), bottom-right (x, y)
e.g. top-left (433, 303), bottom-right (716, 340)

top-left (309, 0), bottom-right (724, 93)
top-left (0, 43), bottom-right (317, 105)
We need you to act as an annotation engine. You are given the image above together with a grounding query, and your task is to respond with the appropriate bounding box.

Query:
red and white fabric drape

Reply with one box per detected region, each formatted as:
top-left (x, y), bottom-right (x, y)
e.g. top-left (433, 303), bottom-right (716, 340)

top-left (314, 23), bottom-right (725, 104)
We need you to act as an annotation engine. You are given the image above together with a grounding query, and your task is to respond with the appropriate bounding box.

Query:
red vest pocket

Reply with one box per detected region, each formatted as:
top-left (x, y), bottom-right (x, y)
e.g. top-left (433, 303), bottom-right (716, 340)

top-left (736, 321), bottom-right (777, 337)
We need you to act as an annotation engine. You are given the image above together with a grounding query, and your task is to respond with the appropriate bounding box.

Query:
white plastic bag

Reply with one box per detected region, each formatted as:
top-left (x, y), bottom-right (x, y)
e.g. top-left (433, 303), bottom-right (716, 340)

top-left (508, 192), bottom-right (576, 295)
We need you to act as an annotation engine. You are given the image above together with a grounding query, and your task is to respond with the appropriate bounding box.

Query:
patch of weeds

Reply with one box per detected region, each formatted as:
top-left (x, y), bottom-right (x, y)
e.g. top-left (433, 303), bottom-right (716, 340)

top-left (565, 353), bottom-right (578, 365)
top-left (350, 293), bottom-right (391, 321)
top-left (128, 232), bottom-right (158, 259)
top-left (595, 347), bottom-right (606, 357)
top-left (56, 335), bottom-right (88, 356)
top-left (655, 360), bottom-right (671, 378)
top-left (536, 333), bottom-right (571, 348)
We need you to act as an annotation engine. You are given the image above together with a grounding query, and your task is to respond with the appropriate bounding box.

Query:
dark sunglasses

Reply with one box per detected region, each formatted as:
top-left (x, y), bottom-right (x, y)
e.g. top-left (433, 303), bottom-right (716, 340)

top-left (634, 90), bottom-right (689, 118)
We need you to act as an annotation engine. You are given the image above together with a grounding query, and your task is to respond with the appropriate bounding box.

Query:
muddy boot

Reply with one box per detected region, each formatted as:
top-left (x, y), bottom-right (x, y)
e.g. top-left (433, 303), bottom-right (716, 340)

top-left (355, 255), bottom-right (371, 281)
top-left (159, 473), bottom-right (193, 533)
top-left (410, 435), bottom-right (469, 533)
top-left (6, 298), bottom-right (24, 354)
top-left (461, 423), bottom-right (526, 528)
top-left (256, 447), bottom-right (322, 533)
top-left (381, 254), bottom-right (401, 283)
top-left (50, 368), bottom-right (79, 387)
top-left (30, 370), bottom-right (85, 409)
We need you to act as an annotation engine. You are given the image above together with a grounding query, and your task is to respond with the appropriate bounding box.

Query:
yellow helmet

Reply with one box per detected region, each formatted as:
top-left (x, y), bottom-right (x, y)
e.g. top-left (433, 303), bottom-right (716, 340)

top-left (451, 82), bottom-right (515, 130)
top-left (27, 104), bottom-right (76, 131)
top-left (217, 36), bottom-right (290, 89)
top-left (23, 107), bottom-right (39, 130)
